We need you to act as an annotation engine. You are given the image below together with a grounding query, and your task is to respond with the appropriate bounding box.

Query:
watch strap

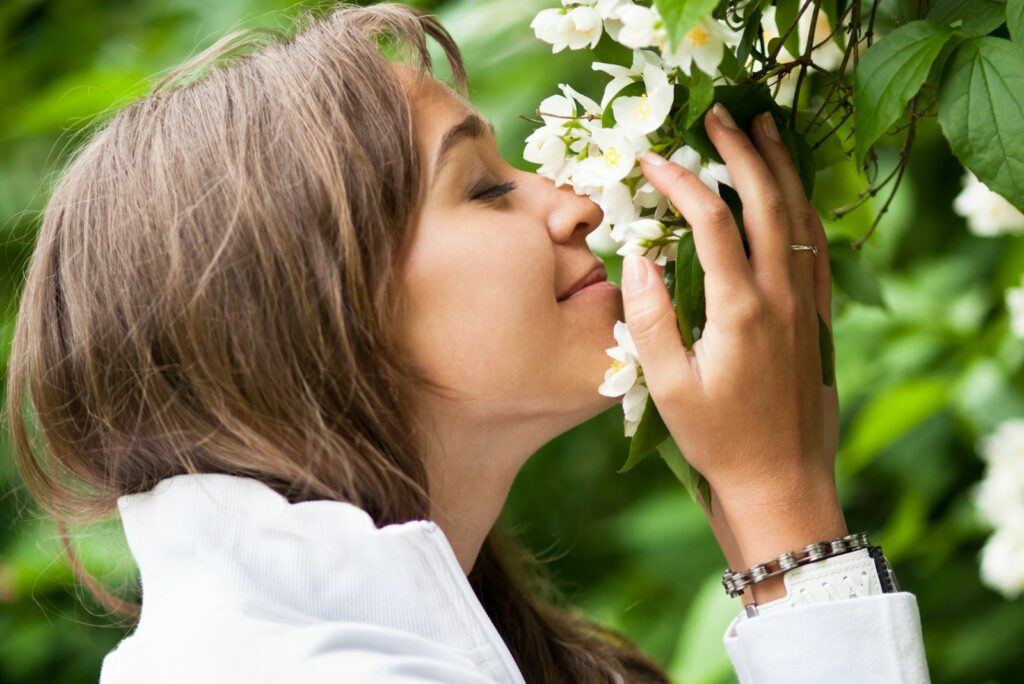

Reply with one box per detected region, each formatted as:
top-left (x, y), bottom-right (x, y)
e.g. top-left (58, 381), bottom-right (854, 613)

top-left (749, 547), bottom-right (897, 618)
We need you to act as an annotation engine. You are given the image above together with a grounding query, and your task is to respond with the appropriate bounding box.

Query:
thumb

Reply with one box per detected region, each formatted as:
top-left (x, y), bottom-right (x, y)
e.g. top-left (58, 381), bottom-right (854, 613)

top-left (621, 254), bottom-right (698, 408)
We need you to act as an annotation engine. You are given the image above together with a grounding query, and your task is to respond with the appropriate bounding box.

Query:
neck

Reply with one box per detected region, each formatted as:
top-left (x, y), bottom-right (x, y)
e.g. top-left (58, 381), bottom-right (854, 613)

top-left (418, 412), bottom-right (558, 575)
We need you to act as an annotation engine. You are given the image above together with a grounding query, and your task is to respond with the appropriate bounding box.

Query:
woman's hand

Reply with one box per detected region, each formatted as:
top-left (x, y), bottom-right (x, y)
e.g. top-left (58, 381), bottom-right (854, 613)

top-left (620, 104), bottom-right (843, 603)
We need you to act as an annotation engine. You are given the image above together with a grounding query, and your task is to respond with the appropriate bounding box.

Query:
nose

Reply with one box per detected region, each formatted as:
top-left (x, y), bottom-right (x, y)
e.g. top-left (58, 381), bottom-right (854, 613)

top-left (542, 175), bottom-right (604, 244)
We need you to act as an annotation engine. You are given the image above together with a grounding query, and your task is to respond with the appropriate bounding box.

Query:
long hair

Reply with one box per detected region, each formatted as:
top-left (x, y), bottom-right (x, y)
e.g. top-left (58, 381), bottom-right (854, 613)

top-left (6, 4), bottom-right (669, 682)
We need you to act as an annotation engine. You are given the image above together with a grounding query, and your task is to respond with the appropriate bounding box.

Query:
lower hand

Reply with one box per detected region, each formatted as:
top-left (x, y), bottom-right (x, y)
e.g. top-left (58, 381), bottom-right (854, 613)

top-left (620, 104), bottom-right (844, 602)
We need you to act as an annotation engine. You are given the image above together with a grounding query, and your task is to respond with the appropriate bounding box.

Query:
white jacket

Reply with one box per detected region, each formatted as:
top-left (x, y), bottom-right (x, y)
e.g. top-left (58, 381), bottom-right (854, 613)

top-left (99, 473), bottom-right (930, 683)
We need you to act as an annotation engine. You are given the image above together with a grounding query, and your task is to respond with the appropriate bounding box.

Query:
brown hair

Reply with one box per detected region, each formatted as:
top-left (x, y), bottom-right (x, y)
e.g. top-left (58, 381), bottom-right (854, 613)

top-left (6, 3), bottom-right (669, 682)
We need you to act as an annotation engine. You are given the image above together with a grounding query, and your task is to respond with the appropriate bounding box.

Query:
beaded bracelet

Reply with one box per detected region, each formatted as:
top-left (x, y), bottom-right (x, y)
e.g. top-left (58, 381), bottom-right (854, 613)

top-left (721, 532), bottom-right (871, 598)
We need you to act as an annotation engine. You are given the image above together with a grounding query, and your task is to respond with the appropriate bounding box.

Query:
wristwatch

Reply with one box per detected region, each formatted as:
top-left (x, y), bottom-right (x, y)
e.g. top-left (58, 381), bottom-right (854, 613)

top-left (745, 545), bottom-right (900, 618)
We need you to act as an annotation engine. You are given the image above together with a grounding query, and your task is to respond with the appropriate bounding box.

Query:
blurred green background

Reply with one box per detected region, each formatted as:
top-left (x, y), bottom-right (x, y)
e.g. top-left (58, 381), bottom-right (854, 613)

top-left (2, 1), bottom-right (1022, 682)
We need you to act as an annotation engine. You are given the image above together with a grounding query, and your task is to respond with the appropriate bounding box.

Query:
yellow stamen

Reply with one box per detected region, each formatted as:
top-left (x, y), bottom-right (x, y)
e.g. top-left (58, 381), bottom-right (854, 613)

top-left (609, 359), bottom-right (625, 372)
top-left (635, 93), bottom-right (651, 121)
top-left (687, 27), bottom-right (709, 47)
top-left (604, 146), bottom-right (621, 168)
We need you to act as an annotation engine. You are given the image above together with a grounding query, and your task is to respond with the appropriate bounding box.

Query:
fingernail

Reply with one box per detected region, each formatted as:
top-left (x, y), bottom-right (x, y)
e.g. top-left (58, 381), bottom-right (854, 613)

top-left (712, 103), bottom-right (737, 129)
top-left (761, 112), bottom-right (781, 142)
top-left (622, 255), bottom-right (649, 295)
top-left (640, 150), bottom-right (669, 167)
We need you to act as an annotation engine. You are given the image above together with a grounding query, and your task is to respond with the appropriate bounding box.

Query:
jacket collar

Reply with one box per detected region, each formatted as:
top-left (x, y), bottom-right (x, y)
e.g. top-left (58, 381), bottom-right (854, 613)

top-left (117, 473), bottom-right (522, 679)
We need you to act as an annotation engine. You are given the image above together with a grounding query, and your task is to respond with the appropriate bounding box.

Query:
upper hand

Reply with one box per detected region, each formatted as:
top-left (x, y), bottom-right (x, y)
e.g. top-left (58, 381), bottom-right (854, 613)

top-left (619, 105), bottom-right (844, 579)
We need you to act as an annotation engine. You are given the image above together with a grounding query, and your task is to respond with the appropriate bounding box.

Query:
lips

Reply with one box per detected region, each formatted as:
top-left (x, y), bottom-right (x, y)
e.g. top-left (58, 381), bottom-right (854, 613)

top-left (558, 262), bottom-right (608, 302)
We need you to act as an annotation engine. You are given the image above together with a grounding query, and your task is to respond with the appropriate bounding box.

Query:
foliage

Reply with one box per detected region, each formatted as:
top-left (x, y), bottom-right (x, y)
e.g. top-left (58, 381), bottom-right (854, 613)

top-left (0, 1), bottom-right (1022, 683)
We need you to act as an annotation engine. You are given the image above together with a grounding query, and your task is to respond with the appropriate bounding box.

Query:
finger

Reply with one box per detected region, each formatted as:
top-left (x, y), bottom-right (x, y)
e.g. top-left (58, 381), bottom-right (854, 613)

top-left (638, 153), bottom-right (757, 312)
top-left (620, 254), bottom-right (700, 410)
top-left (704, 104), bottom-right (792, 288)
top-left (749, 112), bottom-right (816, 295)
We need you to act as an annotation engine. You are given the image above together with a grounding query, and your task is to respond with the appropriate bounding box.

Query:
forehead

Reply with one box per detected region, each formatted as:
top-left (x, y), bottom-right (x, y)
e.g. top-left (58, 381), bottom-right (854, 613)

top-left (395, 65), bottom-right (477, 152)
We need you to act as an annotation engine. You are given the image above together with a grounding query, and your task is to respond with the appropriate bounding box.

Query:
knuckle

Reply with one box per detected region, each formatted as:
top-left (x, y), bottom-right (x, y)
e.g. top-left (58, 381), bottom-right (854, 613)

top-left (626, 306), bottom-right (665, 346)
top-left (700, 199), bottom-right (733, 227)
top-left (759, 189), bottom-right (788, 222)
top-left (773, 290), bottom-right (802, 325)
top-left (730, 293), bottom-right (765, 326)
top-left (789, 200), bottom-right (811, 231)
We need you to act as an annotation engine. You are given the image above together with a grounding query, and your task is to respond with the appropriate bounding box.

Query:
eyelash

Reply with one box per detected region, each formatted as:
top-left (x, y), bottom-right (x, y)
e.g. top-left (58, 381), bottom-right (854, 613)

top-left (471, 180), bottom-right (518, 202)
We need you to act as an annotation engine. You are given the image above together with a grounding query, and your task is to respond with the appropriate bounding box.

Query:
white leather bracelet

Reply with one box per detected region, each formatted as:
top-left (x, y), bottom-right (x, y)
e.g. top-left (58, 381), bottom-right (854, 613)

top-left (745, 547), bottom-right (900, 618)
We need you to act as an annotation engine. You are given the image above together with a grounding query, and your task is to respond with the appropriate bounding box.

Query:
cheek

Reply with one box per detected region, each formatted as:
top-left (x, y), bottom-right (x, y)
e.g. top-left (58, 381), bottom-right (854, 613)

top-left (400, 223), bottom-right (557, 399)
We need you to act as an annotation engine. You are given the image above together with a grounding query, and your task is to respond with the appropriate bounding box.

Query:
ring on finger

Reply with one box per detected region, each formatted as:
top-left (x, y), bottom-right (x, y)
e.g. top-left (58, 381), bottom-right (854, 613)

top-left (789, 243), bottom-right (817, 255)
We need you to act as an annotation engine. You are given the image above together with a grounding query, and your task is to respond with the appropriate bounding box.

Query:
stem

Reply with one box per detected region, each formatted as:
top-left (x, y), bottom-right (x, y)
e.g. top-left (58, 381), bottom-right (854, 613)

top-left (849, 95), bottom-right (920, 249)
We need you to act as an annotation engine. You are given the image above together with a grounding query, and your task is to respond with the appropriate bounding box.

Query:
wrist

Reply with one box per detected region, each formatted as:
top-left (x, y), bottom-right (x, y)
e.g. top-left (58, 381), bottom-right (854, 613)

top-left (717, 480), bottom-right (847, 603)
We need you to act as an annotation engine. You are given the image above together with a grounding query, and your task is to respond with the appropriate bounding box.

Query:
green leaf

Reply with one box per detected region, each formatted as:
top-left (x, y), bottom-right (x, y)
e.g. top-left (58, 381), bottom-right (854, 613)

top-left (683, 68), bottom-right (714, 129)
top-left (775, 0), bottom-right (803, 59)
top-left (735, 8), bottom-right (764, 65)
top-left (1010, 0), bottom-right (1024, 44)
top-left (927, 0), bottom-right (1008, 36)
top-left (793, 108), bottom-right (852, 170)
top-left (853, 20), bottom-right (954, 167)
top-left (673, 231), bottom-right (706, 348)
top-left (774, 111), bottom-right (816, 198)
top-left (656, 438), bottom-right (711, 507)
top-left (937, 37), bottom-right (1024, 213)
top-left (619, 394), bottom-right (669, 473)
top-left (829, 240), bottom-right (887, 307)
top-left (839, 377), bottom-right (950, 476)
top-left (817, 313), bottom-right (835, 387)
top-left (654, 0), bottom-right (720, 52)
top-left (717, 44), bottom-right (747, 81)
top-left (681, 82), bottom-right (777, 162)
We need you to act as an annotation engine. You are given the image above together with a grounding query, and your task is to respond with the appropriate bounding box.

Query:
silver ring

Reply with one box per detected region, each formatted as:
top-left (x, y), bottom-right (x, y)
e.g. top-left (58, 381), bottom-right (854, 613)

top-left (790, 243), bottom-right (817, 255)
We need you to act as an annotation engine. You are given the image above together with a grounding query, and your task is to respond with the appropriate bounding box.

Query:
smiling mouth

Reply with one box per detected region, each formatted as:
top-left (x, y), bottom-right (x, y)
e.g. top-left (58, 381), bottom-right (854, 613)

top-left (558, 263), bottom-right (610, 302)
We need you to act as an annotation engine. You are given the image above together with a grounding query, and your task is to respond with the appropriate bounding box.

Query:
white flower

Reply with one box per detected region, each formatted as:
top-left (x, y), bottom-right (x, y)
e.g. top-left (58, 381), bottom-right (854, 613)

top-left (532, 6), bottom-right (604, 52)
top-left (592, 49), bottom-right (664, 110)
top-left (612, 62), bottom-right (674, 135)
top-left (974, 418), bottom-right (1024, 599)
top-left (660, 16), bottom-right (741, 76)
top-left (978, 418), bottom-right (1024, 479)
top-left (953, 171), bottom-right (1024, 237)
top-left (979, 524), bottom-right (1024, 599)
top-left (572, 126), bottom-right (643, 190)
top-left (528, 83), bottom-right (605, 188)
top-left (598, 320), bottom-right (649, 437)
top-left (622, 383), bottom-right (649, 436)
top-left (975, 467), bottom-right (1024, 531)
top-left (594, 0), bottom-right (633, 41)
top-left (614, 218), bottom-right (688, 265)
top-left (594, 180), bottom-right (640, 228)
top-left (668, 144), bottom-right (734, 196)
top-left (524, 127), bottom-right (571, 183)
top-left (1006, 278), bottom-right (1024, 339)
top-left (616, 4), bottom-right (662, 49)
top-left (536, 91), bottom-right (576, 127)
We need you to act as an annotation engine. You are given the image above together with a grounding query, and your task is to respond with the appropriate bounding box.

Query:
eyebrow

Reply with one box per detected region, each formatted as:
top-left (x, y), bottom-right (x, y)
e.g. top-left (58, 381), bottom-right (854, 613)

top-left (432, 113), bottom-right (496, 179)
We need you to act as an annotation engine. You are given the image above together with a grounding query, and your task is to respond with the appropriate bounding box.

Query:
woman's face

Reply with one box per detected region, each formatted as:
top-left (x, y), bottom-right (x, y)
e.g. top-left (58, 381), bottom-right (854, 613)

top-left (398, 73), bottom-right (623, 437)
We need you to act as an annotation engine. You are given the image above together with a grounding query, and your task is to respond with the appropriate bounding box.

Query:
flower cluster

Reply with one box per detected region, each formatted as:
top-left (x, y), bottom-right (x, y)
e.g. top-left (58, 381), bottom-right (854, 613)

top-left (527, 2), bottom-right (739, 268)
top-left (527, 1), bottom-right (744, 434)
top-left (974, 418), bottom-right (1024, 598)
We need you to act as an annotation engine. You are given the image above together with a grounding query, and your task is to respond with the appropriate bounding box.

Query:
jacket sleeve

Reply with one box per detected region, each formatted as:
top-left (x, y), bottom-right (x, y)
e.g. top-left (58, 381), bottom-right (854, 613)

top-left (723, 592), bottom-right (930, 683)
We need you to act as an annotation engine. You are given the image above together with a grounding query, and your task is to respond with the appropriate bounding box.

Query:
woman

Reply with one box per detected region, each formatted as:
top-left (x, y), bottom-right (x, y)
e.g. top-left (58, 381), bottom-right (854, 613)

top-left (7, 3), bottom-right (929, 682)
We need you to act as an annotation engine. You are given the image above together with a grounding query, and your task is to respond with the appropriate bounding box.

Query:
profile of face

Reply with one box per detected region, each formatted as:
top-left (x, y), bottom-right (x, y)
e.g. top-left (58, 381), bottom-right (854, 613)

top-left (396, 70), bottom-right (623, 448)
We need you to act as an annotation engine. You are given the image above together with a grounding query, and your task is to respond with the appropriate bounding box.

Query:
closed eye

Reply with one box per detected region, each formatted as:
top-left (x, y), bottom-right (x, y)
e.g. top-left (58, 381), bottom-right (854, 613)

top-left (471, 180), bottom-right (518, 202)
